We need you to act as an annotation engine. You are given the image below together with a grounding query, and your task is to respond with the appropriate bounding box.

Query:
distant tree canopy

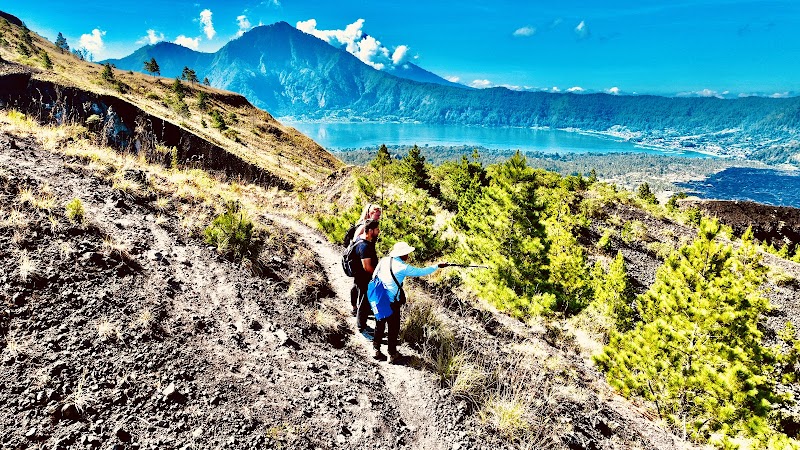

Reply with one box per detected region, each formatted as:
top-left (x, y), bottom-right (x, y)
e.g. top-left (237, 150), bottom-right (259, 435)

top-left (143, 57), bottom-right (160, 76)
top-left (203, 77), bottom-right (210, 86)
top-left (54, 32), bottom-right (69, 53)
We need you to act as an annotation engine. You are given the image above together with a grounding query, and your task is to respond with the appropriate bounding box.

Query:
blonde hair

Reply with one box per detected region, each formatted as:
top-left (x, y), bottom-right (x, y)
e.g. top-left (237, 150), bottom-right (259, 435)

top-left (359, 203), bottom-right (381, 221)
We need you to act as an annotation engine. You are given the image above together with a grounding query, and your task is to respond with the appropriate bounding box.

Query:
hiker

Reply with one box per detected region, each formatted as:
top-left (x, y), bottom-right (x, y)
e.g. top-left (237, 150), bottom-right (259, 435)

top-left (372, 241), bottom-right (448, 363)
top-left (353, 219), bottom-right (380, 332)
top-left (345, 204), bottom-right (382, 316)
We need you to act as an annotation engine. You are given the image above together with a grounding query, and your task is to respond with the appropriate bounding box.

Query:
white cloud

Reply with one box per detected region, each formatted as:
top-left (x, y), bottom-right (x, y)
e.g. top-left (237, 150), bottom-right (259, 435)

top-left (677, 89), bottom-right (725, 98)
top-left (236, 15), bottom-right (252, 37)
top-left (200, 9), bottom-right (215, 40)
top-left (138, 29), bottom-right (165, 45)
top-left (771, 92), bottom-right (790, 98)
top-left (607, 86), bottom-right (620, 95)
top-left (575, 20), bottom-right (590, 39)
top-left (296, 18), bottom-right (412, 70)
top-left (445, 76), bottom-right (460, 83)
top-left (174, 35), bottom-right (200, 50)
top-left (513, 26), bottom-right (536, 37)
top-left (391, 45), bottom-right (410, 65)
top-left (470, 79), bottom-right (493, 88)
top-left (79, 29), bottom-right (106, 54)
top-left (567, 86), bottom-right (584, 92)
top-left (551, 86), bottom-right (561, 92)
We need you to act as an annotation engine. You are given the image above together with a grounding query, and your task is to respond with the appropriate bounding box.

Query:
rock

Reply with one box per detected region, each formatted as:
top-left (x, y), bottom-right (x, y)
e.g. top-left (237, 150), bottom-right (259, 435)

top-left (162, 383), bottom-right (186, 403)
top-left (60, 403), bottom-right (80, 420)
top-left (249, 320), bottom-right (262, 331)
top-left (115, 426), bottom-right (132, 442)
top-left (50, 360), bottom-right (68, 376)
top-left (25, 427), bottom-right (36, 439)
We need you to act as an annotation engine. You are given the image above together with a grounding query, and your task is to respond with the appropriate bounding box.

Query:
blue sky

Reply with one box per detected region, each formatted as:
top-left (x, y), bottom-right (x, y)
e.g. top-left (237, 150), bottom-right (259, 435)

top-left (6, 0), bottom-right (800, 97)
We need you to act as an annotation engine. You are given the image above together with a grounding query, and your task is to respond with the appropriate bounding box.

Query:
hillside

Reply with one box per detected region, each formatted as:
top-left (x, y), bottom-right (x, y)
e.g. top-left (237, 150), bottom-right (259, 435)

top-left (109, 21), bottom-right (800, 164)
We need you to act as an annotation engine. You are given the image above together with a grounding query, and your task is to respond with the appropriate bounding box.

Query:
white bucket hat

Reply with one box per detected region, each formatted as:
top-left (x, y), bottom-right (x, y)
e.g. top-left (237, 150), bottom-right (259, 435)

top-left (389, 241), bottom-right (415, 257)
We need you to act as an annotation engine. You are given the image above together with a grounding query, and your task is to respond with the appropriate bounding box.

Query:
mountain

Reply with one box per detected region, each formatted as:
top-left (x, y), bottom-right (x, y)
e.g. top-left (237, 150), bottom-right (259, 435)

top-left (106, 42), bottom-right (213, 79)
top-left (108, 22), bottom-right (800, 164)
top-left (385, 62), bottom-right (466, 88)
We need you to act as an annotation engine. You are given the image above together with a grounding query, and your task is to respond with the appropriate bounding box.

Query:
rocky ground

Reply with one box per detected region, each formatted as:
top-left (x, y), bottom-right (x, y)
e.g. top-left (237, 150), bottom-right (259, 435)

top-left (0, 132), bottom-right (434, 450)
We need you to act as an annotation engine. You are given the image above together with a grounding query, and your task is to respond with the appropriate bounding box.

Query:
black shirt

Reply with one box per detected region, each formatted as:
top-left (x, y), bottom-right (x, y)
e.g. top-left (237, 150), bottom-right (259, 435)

top-left (353, 238), bottom-right (377, 282)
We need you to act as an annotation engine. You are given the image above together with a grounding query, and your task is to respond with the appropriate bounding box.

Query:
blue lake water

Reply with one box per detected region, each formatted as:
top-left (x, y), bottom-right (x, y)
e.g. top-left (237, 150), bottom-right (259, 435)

top-left (279, 120), bottom-right (709, 157)
top-left (677, 167), bottom-right (800, 208)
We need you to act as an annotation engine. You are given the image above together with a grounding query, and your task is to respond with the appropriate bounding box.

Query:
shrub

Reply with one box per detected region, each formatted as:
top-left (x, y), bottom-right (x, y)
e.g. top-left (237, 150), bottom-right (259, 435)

top-left (65, 198), bottom-right (85, 224)
top-left (209, 110), bottom-right (227, 131)
top-left (204, 201), bottom-right (254, 260)
top-left (596, 228), bottom-right (613, 252)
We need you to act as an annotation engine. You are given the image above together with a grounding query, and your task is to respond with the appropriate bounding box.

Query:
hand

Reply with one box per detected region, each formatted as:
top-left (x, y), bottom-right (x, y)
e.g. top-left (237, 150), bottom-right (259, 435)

top-left (438, 262), bottom-right (449, 268)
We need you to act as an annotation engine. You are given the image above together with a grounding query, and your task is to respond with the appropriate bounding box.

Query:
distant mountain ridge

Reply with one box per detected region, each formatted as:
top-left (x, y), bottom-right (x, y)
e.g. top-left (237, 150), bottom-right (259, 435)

top-left (107, 21), bottom-right (800, 164)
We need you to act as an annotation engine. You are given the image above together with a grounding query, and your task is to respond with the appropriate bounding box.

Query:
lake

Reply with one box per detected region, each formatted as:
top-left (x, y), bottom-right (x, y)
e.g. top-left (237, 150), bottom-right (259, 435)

top-left (279, 120), bottom-right (709, 157)
top-left (677, 167), bottom-right (800, 208)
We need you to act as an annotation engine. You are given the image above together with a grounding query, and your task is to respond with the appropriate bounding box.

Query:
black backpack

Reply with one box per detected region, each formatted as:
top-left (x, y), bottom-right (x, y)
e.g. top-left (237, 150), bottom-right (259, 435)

top-left (341, 238), bottom-right (362, 277)
top-left (342, 222), bottom-right (359, 247)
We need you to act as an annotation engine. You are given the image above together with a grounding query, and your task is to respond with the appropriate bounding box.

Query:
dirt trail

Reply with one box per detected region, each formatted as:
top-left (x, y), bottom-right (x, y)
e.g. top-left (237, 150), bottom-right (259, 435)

top-left (264, 213), bottom-right (461, 450)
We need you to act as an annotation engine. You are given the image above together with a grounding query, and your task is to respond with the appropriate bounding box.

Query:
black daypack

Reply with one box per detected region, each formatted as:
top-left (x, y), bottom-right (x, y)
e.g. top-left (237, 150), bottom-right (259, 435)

top-left (342, 222), bottom-right (359, 247)
top-left (341, 238), bottom-right (361, 277)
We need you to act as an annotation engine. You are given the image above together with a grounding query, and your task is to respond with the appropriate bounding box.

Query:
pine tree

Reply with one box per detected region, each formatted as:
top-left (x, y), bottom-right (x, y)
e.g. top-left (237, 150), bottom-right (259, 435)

top-left (143, 57), bottom-right (160, 76)
top-left (39, 50), bottom-right (52, 69)
top-left (370, 144), bottom-right (392, 205)
top-left (54, 32), bottom-right (69, 53)
top-left (181, 66), bottom-right (199, 85)
top-left (456, 151), bottom-right (551, 317)
top-left (203, 77), bottom-right (210, 86)
top-left (101, 63), bottom-right (114, 82)
top-left (397, 145), bottom-right (431, 191)
top-left (595, 218), bottom-right (788, 444)
top-left (637, 182), bottom-right (657, 204)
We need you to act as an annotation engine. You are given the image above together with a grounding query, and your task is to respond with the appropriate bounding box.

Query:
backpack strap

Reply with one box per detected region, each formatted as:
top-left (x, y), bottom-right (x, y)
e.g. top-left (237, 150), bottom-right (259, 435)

top-left (389, 258), bottom-right (402, 302)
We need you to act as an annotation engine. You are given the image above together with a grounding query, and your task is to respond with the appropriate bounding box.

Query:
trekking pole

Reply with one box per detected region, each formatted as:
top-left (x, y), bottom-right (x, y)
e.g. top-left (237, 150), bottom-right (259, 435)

top-left (446, 264), bottom-right (489, 268)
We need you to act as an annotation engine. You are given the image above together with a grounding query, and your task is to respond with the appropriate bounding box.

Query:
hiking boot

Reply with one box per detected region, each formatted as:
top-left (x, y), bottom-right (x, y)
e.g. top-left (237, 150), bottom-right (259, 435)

top-left (351, 308), bottom-right (357, 317)
top-left (373, 350), bottom-right (387, 361)
top-left (389, 352), bottom-right (403, 365)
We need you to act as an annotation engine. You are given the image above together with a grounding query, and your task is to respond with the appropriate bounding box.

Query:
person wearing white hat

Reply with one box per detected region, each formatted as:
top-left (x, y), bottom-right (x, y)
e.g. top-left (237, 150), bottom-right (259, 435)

top-left (371, 241), bottom-right (449, 363)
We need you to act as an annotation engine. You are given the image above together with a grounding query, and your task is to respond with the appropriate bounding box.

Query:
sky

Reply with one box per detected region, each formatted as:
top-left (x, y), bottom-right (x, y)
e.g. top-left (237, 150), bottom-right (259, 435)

top-left (5, 0), bottom-right (800, 97)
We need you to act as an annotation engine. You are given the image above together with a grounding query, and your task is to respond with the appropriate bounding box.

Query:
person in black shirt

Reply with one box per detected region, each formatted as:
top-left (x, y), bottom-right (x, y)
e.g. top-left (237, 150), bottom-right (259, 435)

top-left (353, 219), bottom-right (379, 332)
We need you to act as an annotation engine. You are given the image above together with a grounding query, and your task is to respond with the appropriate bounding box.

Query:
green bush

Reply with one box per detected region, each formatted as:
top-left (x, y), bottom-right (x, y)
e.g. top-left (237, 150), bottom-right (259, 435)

top-left (204, 201), bottom-right (254, 260)
top-left (65, 198), bottom-right (85, 224)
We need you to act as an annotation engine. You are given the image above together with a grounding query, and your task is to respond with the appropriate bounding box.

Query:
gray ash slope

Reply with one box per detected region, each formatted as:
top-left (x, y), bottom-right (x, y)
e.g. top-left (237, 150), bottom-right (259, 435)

top-left (0, 134), bottom-right (417, 449)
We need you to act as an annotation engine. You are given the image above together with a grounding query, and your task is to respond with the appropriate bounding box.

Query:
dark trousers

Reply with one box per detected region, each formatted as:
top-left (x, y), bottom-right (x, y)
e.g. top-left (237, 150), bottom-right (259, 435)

top-left (355, 278), bottom-right (372, 330)
top-left (373, 302), bottom-right (402, 355)
top-left (350, 283), bottom-right (358, 311)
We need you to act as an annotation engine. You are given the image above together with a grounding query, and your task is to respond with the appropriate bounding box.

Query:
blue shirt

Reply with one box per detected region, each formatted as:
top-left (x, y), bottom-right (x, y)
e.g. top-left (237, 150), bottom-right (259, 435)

top-left (374, 256), bottom-right (438, 301)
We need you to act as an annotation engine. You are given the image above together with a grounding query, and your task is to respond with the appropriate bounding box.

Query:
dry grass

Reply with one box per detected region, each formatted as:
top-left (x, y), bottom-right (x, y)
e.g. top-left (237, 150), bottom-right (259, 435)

top-left (101, 236), bottom-right (131, 258)
top-left (0, 208), bottom-right (28, 228)
top-left (64, 369), bottom-right (96, 414)
top-left (132, 309), bottom-right (155, 330)
top-left (18, 249), bottom-right (38, 282)
top-left (96, 319), bottom-right (122, 342)
top-left (480, 395), bottom-right (529, 439)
